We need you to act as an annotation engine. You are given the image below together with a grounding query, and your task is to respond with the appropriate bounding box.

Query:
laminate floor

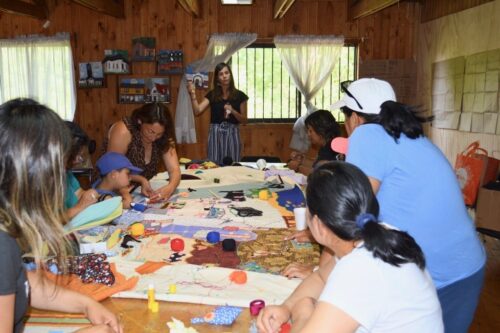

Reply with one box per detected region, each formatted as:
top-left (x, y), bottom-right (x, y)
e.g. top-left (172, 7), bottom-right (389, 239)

top-left (469, 235), bottom-right (500, 332)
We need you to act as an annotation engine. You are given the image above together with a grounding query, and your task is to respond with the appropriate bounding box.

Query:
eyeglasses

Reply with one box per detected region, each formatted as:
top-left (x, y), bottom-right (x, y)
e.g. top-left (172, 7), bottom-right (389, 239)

top-left (341, 80), bottom-right (363, 110)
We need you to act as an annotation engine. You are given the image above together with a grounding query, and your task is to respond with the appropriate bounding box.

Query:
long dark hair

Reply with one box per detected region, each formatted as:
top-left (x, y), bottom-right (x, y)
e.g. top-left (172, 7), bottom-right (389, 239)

top-left (304, 110), bottom-right (341, 143)
top-left (65, 121), bottom-right (90, 166)
top-left (0, 98), bottom-right (71, 272)
top-left (212, 62), bottom-right (237, 102)
top-left (342, 101), bottom-right (433, 141)
top-left (130, 102), bottom-right (176, 151)
top-left (306, 162), bottom-right (425, 269)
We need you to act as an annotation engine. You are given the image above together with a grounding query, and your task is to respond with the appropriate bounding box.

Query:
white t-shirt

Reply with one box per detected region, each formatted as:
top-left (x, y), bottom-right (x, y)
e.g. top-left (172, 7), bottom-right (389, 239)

top-left (319, 246), bottom-right (443, 333)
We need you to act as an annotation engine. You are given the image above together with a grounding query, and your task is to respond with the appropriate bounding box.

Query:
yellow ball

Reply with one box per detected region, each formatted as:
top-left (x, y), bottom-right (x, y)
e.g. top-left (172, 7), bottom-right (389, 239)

top-left (129, 223), bottom-right (145, 237)
top-left (258, 189), bottom-right (269, 200)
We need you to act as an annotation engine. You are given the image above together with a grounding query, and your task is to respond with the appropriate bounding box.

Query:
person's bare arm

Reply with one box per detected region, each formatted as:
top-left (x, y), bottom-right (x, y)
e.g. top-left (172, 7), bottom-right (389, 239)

top-left (292, 301), bottom-right (359, 333)
top-left (188, 82), bottom-right (210, 116)
top-left (66, 189), bottom-right (98, 220)
top-left (227, 101), bottom-right (248, 124)
top-left (106, 121), bottom-right (132, 156)
top-left (0, 294), bottom-right (15, 333)
top-left (28, 272), bottom-right (122, 333)
top-left (257, 257), bottom-right (337, 332)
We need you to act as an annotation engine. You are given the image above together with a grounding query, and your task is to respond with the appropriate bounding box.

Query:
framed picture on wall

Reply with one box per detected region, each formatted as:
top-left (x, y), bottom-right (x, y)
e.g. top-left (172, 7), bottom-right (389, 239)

top-left (157, 50), bottom-right (183, 74)
top-left (132, 37), bottom-right (156, 62)
top-left (78, 62), bottom-right (105, 88)
top-left (103, 49), bottom-right (131, 74)
top-left (118, 77), bottom-right (170, 104)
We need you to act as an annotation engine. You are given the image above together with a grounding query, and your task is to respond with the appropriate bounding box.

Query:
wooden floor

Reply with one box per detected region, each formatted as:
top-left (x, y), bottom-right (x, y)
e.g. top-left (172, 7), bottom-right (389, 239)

top-left (469, 234), bottom-right (500, 332)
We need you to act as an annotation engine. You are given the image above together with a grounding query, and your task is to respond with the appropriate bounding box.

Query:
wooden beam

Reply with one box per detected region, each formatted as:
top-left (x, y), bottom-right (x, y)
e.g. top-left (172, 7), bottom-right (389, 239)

top-left (71, 0), bottom-right (124, 18)
top-left (177, 0), bottom-right (200, 18)
top-left (348, 0), bottom-right (400, 20)
top-left (0, 0), bottom-right (47, 20)
top-left (274, 0), bottom-right (296, 19)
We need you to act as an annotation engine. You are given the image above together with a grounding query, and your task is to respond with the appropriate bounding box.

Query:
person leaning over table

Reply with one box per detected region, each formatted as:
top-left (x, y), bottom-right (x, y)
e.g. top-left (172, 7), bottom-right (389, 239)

top-left (64, 121), bottom-right (98, 219)
top-left (0, 98), bottom-right (122, 333)
top-left (189, 62), bottom-right (248, 165)
top-left (103, 102), bottom-right (181, 201)
top-left (286, 110), bottom-right (342, 176)
top-left (332, 78), bottom-right (485, 333)
top-left (257, 162), bottom-right (444, 333)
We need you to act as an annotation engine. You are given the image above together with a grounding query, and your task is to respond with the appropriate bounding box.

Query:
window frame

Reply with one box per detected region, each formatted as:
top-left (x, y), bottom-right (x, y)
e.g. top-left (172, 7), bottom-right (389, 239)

top-left (229, 42), bottom-right (358, 124)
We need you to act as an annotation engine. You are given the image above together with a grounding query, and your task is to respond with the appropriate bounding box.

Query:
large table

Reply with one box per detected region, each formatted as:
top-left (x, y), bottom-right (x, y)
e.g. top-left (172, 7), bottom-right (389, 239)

top-left (26, 166), bottom-right (312, 332)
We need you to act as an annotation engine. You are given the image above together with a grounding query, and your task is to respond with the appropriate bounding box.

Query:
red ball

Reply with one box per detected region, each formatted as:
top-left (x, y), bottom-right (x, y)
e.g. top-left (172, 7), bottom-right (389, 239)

top-left (170, 238), bottom-right (185, 252)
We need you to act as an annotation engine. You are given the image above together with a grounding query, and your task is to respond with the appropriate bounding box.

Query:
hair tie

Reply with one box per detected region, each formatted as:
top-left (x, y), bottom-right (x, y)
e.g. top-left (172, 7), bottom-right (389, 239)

top-left (356, 213), bottom-right (377, 229)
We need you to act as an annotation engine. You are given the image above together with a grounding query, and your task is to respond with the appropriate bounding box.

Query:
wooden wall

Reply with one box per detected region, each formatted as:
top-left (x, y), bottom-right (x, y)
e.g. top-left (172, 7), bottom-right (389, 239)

top-left (0, 0), bottom-right (420, 163)
top-left (416, 0), bottom-right (500, 163)
top-left (420, 0), bottom-right (494, 22)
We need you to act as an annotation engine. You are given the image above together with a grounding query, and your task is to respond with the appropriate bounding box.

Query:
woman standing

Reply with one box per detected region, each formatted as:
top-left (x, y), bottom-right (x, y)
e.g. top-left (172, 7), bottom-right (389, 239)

top-left (189, 62), bottom-right (248, 164)
top-left (332, 78), bottom-right (485, 333)
top-left (105, 103), bottom-right (181, 200)
top-left (0, 98), bottom-right (122, 333)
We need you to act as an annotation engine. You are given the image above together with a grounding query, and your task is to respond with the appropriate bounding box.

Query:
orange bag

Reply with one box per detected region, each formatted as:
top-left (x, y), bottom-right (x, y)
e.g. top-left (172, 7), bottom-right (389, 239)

top-left (454, 141), bottom-right (500, 206)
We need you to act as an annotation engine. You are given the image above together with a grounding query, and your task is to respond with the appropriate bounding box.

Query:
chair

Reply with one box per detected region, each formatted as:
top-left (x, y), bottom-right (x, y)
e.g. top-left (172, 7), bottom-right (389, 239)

top-left (240, 156), bottom-right (282, 163)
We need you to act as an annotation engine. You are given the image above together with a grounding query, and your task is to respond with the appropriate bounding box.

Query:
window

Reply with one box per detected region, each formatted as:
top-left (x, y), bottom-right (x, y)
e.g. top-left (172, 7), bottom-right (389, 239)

top-left (230, 44), bottom-right (357, 123)
top-left (0, 34), bottom-right (76, 120)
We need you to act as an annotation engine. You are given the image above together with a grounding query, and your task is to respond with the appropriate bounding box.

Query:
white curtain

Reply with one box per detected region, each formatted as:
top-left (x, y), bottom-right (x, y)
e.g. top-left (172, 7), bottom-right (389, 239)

top-left (175, 33), bottom-right (257, 143)
top-left (0, 33), bottom-right (76, 120)
top-left (274, 35), bottom-right (344, 152)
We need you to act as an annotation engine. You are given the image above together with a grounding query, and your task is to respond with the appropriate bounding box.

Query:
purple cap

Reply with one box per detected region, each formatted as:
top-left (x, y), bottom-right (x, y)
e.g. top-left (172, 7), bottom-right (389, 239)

top-left (96, 152), bottom-right (143, 176)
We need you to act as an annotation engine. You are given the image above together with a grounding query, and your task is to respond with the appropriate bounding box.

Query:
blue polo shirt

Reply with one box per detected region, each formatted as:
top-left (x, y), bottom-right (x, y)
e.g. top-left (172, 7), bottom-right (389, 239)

top-left (347, 124), bottom-right (485, 289)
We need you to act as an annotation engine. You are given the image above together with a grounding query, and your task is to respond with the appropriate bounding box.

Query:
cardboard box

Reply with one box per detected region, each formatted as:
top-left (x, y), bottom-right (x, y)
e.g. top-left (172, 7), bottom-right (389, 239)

top-left (475, 185), bottom-right (500, 232)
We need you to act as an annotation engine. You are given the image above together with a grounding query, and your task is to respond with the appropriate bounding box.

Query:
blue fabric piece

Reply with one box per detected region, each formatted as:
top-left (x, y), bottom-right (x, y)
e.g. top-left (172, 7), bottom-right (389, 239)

top-left (65, 196), bottom-right (122, 231)
top-left (275, 185), bottom-right (305, 212)
top-left (65, 171), bottom-right (80, 209)
top-left (347, 124), bottom-right (486, 289)
top-left (437, 266), bottom-right (485, 333)
top-left (191, 306), bottom-right (242, 326)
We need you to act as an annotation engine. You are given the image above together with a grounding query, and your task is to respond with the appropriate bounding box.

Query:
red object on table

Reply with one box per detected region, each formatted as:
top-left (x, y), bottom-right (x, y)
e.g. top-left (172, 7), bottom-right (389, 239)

top-left (170, 238), bottom-right (185, 252)
top-left (280, 323), bottom-right (292, 333)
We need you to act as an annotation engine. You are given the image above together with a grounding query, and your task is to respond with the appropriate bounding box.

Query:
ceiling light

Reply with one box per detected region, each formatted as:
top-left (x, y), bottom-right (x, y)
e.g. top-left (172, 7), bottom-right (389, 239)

top-left (221, 0), bottom-right (253, 5)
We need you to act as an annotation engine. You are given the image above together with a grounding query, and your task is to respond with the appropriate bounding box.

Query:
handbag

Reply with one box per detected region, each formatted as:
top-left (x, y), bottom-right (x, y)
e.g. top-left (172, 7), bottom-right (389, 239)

top-left (454, 141), bottom-right (500, 206)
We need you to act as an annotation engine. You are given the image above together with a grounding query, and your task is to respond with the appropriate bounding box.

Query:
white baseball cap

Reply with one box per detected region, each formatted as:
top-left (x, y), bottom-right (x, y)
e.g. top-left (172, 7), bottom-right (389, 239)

top-left (330, 78), bottom-right (396, 115)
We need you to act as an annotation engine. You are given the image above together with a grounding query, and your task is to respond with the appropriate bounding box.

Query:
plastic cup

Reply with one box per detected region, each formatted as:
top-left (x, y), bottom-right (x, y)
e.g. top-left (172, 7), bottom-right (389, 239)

top-left (294, 207), bottom-right (307, 231)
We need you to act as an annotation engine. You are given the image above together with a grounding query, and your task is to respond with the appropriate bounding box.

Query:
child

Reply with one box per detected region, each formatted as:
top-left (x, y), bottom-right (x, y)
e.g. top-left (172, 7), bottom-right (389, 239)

top-left (0, 98), bottom-right (122, 333)
top-left (257, 162), bottom-right (443, 333)
top-left (65, 121), bottom-right (99, 219)
top-left (93, 152), bottom-right (143, 209)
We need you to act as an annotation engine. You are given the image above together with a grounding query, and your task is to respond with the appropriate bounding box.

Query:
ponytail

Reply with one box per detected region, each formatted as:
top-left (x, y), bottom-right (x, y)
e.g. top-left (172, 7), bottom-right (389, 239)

top-left (343, 101), bottom-right (434, 142)
top-left (357, 214), bottom-right (425, 269)
top-left (377, 101), bottom-right (433, 141)
top-left (307, 162), bottom-right (426, 270)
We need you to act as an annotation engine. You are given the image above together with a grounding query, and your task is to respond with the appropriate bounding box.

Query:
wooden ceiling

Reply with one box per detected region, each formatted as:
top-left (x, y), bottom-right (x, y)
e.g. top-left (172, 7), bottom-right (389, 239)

top-left (0, 0), bottom-right (411, 22)
top-left (0, 0), bottom-right (301, 20)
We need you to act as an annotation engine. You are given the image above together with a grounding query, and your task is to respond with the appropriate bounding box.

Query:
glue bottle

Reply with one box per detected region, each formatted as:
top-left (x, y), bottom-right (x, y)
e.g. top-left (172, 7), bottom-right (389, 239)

top-left (147, 283), bottom-right (155, 310)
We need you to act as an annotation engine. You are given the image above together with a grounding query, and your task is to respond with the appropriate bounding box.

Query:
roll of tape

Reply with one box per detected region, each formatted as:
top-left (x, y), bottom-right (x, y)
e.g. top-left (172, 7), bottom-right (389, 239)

top-left (249, 299), bottom-right (266, 316)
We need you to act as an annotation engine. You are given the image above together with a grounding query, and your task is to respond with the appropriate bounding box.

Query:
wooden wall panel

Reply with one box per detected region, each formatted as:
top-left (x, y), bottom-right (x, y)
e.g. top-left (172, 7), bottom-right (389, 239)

top-left (0, 0), bottom-right (419, 161)
top-left (420, 0), bottom-right (494, 22)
